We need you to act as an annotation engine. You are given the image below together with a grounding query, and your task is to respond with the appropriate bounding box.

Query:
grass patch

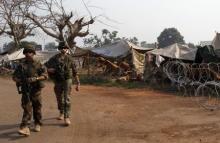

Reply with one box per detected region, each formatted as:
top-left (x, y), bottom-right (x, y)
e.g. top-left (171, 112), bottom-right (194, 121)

top-left (80, 74), bottom-right (162, 89)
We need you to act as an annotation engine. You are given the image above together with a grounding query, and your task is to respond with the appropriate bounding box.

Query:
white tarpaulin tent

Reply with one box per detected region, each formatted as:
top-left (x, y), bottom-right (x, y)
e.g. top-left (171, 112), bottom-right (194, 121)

top-left (7, 48), bottom-right (25, 61)
top-left (212, 33), bottom-right (220, 57)
top-left (212, 33), bottom-right (220, 50)
top-left (1, 47), bottom-right (88, 63)
top-left (0, 54), bottom-right (9, 61)
top-left (148, 43), bottom-right (198, 61)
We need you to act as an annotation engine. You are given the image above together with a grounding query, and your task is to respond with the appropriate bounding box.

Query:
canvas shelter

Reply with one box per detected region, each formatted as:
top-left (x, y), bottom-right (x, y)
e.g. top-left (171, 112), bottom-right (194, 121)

top-left (0, 46), bottom-right (89, 63)
top-left (89, 40), bottom-right (154, 74)
top-left (148, 43), bottom-right (198, 61)
top-left (90, 40), bottom-right (132, 58)
top-left (211, 33), bottom-right (220, 57)
top-left (212, 33), bottom-right (220, 50)
top-left (7, 48), bottom-right (25, 61)
top-left (128, 42), bottom-right (154, 74)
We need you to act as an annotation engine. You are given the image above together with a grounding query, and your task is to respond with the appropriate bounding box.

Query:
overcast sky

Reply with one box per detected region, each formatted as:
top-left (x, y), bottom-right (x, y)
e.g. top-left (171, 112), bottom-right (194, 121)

top-left (64, 0), bottom-right (220, 45)
top-left (1, 0), bottom-right (220, 47)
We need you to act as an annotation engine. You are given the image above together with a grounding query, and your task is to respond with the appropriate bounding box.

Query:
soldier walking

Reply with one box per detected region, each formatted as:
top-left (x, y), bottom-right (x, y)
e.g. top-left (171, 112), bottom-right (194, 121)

top-left (12, 45), bottom-right (48, 136)
top-left (45, 41), bottom-right (80, 126)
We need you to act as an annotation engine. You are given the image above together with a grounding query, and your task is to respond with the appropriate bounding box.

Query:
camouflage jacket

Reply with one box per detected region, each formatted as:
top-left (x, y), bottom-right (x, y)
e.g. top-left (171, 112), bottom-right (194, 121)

top-left (13, 59), bottom-right (47, 89)
top-left (45, 53), bottom-right (77, 82)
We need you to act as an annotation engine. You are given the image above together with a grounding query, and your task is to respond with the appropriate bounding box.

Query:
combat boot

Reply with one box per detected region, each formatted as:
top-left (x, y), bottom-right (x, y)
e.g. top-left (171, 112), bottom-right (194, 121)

top-left (64, 118), bottom-right (71, 126)
top-left (33, 124), bottom-right (41, 132)
top-left (18, 127), bottom-right (30, 136)
top-left (57, 113), bottom-right (64, 120)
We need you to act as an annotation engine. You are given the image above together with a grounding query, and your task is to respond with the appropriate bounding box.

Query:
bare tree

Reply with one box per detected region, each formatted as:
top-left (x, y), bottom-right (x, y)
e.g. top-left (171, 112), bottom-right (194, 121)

top-left (0, 0), bottom-right (37, 49)
top-left (25, 0), bottom-right (94, 49)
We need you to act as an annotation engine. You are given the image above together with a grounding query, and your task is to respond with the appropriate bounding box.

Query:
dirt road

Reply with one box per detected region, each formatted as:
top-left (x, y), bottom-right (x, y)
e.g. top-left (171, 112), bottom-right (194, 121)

top-left (0, 77), bottom-right (220, 143)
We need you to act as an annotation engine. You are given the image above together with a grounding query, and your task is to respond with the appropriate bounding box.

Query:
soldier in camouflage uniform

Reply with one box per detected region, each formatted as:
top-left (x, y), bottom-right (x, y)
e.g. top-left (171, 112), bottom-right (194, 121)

top-left (45, 41), bottom-right (80, 126)
top-left (12, 45), bottom-right (48, 136)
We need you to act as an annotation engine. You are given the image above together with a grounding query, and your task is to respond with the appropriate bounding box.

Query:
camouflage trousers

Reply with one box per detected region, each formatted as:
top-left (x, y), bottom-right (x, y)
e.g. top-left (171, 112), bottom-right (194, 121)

top-left (54, 79), bottom-right (72, 118)
top-left (20, 90), bottom-right (42, 128)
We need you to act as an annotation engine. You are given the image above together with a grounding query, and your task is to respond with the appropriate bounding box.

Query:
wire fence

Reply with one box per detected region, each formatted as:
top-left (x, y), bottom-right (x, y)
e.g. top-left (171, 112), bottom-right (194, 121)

top-left (163, 60), bottom-right (220, 110)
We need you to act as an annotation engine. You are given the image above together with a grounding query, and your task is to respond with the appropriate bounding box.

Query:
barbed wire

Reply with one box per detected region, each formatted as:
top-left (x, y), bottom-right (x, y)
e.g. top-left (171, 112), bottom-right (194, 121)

top-left (163, 60), bottom-right (220, 110)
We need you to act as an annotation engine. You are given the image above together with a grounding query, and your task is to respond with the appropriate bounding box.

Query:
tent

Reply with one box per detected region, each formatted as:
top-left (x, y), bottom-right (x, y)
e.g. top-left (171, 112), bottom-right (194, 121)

top-left (0, 54), bottom-right (9, 61)
top-left (148, 43), bottom-right (198, 61)
top-left (7, 48), bottom-right (25, 61)
top-left (0, 46), bottom-right (89, 63)
top-left (90, 40), bottom-right (154, 58)
top-left (212, 33), bottom-right (220, 57)
top-left (90, 40), bottom-right (131, 58)
top-left (89, 40), bottom-right (154, 74)
top-left (212, 33), bottom-right (220, 50)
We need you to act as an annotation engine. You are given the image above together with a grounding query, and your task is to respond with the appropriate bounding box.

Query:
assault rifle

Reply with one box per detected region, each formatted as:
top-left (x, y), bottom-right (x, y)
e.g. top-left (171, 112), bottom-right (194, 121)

top-left (16, 65), bottom-right (31, 102)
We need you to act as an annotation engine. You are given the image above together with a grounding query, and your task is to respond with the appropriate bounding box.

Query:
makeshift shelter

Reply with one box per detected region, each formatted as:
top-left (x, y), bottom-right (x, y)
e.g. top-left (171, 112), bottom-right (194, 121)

top-left (90, 40), bottom-right (131, 58)
top-left (212, 33), bottom-right (220, 57)
top-left (0, 54), bottom-right (9, 61)
top-left (70, 47), bottom-right (89, 57)
top-left (0, 46), bottom-right (89, 63)
top-left (89, 40), bottom-right (154, 74)
top-left (148, 43), bottom-right (198, 61)
top-left (212, 33), bottom-right (220, 50)
top-left (7, 48), bottom-right (25, 61)
top-left (128, 42), bottom-right (154, 74)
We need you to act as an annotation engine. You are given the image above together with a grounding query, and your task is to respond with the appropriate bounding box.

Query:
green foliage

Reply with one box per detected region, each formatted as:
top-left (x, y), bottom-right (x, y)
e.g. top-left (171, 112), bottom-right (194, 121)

top-left (157, 27), bottom-right (185, 48)
top-left (79, 74), bottom-right (149, 89)
top-left (122, 36), bottom-right (139, 45)
top-left (83, 29), bottom-right (120, 47)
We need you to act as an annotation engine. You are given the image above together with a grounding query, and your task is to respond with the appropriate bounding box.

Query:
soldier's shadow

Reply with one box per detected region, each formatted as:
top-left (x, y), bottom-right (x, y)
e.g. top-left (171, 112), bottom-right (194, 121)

top-left (41, 117), bottom-right (62, 126)
top-left (0, 124), bottom-right (27, 141)
top-left (0, 117), bottom-right (63, 141)
top-left (42, 117), bottom-right (66, 127)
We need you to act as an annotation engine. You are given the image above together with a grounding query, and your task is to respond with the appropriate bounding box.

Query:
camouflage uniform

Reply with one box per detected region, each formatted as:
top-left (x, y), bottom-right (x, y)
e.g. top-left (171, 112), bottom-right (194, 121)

top-left (13, 59), bottom-right (47, 128)
top-left (45, 53), bottom-right (77, 118)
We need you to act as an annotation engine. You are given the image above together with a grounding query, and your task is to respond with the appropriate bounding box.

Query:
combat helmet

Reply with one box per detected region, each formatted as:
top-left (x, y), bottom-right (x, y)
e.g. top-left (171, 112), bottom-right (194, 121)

top-left (23, 44), bottom-right (36, 55)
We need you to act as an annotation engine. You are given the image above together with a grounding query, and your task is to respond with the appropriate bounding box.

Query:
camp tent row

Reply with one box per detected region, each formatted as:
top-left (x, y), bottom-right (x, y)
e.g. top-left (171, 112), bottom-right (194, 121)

top-left (0, 47), bottom-right (88, 63)
top-left (0, 48), bottom-right (58, 63)
top-left (2, 33), bottom-right (220, 74)
top-left (89, 40), bottom-right (154, 74)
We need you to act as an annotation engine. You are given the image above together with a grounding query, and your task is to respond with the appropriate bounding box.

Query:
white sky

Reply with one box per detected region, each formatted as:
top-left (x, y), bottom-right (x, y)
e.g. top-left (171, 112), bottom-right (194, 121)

top-left (65, 0), bottom-right (220, 45)
top-left (1, 0), bottom-right (220, 48)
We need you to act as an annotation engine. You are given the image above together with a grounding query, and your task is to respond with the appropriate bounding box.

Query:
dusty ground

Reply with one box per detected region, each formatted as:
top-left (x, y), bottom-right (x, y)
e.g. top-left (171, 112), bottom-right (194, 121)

top-left (0, 77), bottom-right (220, 143)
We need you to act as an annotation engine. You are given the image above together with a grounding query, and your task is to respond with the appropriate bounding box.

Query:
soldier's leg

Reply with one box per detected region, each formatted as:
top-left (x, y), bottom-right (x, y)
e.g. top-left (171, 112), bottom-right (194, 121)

top-left (63, 79), bottom-right (72, 118)
top-left (54, 83), bottom-right (64, 114)
top-left (32, 90), bottom-right (42, 126)
top-left (20, 95), bottom-right (32, 128)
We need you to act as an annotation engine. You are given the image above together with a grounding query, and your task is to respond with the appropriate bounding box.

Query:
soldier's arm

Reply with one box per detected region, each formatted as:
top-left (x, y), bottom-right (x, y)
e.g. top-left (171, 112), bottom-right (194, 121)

top-left (44, 56), bottom-right (56, 73)
top-left (36, 63), bottom-right (48, 81)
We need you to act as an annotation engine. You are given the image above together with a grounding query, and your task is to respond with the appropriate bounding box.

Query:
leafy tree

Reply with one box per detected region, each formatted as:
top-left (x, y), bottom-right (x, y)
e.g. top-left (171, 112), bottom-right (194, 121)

top-left (84, 29), bottom-right (120, 47)
top-left (157, 27), bottom-right (185, 48)
top-left (128, 37), bottom-right (139, 45)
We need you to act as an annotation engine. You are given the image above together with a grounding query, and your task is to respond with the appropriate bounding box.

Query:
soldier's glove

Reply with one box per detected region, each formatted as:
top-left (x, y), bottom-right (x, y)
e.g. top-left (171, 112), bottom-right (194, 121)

top-left (27, 77), bottom-right (38, 83)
